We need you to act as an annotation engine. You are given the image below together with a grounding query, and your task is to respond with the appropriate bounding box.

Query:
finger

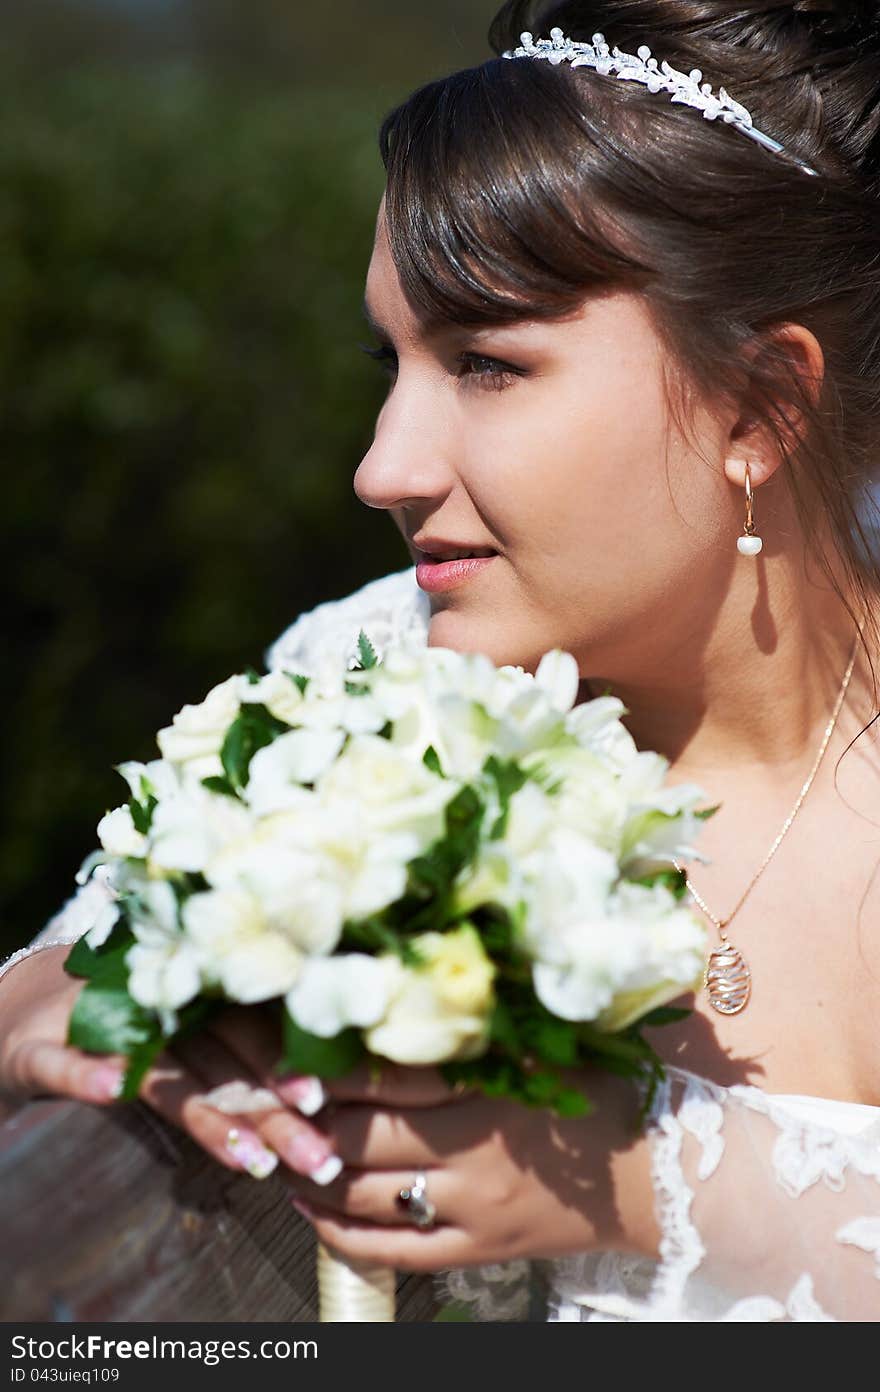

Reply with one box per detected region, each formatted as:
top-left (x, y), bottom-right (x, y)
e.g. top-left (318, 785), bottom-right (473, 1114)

top-left (328, 1099), bottom-right (478, 1169)
top-left (135, 1049), bottom-right (280, 1179)
top-left (2, 1039), bottom-right (128, 1107)
top-left (171, 1031), bottom-right (343, 1185)
top-left (289, 1196), bottom-right (469, 1274)
top-left (320, 1060), bottom-right (469, 1108)
top-left (286, 1165), bottom-right (449, 1229)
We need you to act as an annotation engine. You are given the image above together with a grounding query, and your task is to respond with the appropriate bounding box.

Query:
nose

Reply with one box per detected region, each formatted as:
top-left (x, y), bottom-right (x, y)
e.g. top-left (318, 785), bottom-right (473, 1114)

top-left (353, 379), bottom-right (455, 515)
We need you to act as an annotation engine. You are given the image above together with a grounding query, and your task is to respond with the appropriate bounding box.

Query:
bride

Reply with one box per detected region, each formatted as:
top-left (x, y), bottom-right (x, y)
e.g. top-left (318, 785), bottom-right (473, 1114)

top-left (2, 0), bottom-right (880, 1321)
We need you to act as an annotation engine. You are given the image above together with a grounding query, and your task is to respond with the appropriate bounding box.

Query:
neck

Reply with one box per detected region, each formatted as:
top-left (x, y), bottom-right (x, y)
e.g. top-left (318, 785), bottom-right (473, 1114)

top-left (578, 584), bottom-right (873, 782)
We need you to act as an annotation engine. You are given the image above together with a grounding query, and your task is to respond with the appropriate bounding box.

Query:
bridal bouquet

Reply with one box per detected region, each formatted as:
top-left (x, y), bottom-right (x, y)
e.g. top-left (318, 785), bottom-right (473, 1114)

top-left (64, 631), bottom-right (715, 1319)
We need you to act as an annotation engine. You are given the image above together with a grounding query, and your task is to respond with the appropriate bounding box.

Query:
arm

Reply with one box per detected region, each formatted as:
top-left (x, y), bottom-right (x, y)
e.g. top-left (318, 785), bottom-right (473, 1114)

top-left (542, 1066), bottom-right (880, 1322)
top-left (0, 870), bottom-right (118, 990)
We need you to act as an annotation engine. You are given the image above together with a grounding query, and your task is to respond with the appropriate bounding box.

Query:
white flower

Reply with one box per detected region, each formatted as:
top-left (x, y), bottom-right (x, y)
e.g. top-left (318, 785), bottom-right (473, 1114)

top-left (182, 888), bottom-right (303, 1003)
top-left (532, 880), bottom-right (707, 1027)
top-left (565, 694), bottom-right (639, 768)
top-left (245, 727), bottom-right (347, 815)
top-left (242, 666), bottom-right (388, 738)
top-left (123, 879), bottom-right (202, 1031)
top-left (520, 742), bottom-right (629, 857)
top-left (97, 805), bottom-right (148, 859)
top-left (285, 954), bottom-right (395, 1037)
top-left (533, 649), bottom-right (581, 713)
top-left (617, 752), bottom-right (714, 874)
top-left (148, 780), bottom-right (254, 873)
top-left (364, 925), bottom-right (496, 1065)
top-left (205, 808), bottom-right (348, 955)
top-left (156, 675), bottom-right (241, 778)
top-left (114, 758), bottom-right (181, 803)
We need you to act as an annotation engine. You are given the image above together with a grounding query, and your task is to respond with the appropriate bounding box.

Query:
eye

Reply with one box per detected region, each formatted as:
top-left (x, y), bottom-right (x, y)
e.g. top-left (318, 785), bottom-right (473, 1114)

top-left (457, 352), bottom-right (522, 392)
top-left (358, 342), bottom-right (523, 393)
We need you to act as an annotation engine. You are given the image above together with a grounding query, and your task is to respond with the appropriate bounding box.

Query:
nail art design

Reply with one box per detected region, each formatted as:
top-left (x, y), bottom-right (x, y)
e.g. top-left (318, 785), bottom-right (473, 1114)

top-left (226, 1126), bottom-right (279, 1179)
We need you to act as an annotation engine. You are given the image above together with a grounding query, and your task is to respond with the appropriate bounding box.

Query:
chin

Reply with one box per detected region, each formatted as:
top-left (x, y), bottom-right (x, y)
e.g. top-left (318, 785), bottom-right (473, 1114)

top-left (426, 609), bottom-right (537, 673)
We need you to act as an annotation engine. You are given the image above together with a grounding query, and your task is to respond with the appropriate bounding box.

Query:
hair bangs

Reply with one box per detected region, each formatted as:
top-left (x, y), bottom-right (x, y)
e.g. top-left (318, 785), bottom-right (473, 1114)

top-left (378, 57), bottom-right (656, 331)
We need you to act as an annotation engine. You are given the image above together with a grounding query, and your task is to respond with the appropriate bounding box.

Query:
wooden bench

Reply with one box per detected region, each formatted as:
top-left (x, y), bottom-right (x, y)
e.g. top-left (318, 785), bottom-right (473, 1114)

top-left (0, 1096), bottom-right (440, 1321)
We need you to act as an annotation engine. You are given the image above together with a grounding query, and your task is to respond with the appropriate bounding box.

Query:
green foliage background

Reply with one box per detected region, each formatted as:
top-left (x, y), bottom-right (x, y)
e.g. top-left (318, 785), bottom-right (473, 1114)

top-left (1, 1), bottom-right (497, 955)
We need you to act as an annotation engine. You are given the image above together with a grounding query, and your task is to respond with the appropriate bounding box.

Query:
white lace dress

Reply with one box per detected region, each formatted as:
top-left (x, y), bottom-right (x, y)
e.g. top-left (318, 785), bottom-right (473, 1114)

top-left (3, 564), bottom-right (879, 1322)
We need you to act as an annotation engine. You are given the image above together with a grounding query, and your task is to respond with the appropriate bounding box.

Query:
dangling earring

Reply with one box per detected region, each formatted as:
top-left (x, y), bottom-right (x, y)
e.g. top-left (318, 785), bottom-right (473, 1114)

top-left (736, 463), bottom-right (763, 555)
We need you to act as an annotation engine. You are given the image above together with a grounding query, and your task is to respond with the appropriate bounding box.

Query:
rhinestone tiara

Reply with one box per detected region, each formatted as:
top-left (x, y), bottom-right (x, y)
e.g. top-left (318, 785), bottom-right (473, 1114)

top-left (502, 27), bottom-right (819, 177)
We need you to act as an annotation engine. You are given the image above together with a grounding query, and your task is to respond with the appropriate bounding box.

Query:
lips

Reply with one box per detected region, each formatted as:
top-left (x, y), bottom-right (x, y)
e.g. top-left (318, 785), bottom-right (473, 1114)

top-left (415, 553), bottom-right (498, 594)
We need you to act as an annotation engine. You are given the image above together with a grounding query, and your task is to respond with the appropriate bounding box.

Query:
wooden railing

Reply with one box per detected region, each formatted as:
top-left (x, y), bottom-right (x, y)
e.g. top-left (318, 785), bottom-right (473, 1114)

top-left (0, 1096), bottom-right (439, 1321)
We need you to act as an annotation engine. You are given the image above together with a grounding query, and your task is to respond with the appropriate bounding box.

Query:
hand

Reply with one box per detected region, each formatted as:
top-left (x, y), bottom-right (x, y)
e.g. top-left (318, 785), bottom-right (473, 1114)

top-left (0, 948), bottom-right (343, 1186)
top-left (281, 1062), bottom-right (660, 1272)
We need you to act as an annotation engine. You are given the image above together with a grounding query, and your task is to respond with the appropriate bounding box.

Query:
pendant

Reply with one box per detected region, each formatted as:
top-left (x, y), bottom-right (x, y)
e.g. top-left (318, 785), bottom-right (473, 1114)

top-left (705, 941), bottom-right (751, 1015)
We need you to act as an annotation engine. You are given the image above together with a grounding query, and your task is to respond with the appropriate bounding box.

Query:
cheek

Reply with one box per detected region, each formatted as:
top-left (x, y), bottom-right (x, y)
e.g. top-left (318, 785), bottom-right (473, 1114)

top-left (466, 387), bottom-right (672, 564)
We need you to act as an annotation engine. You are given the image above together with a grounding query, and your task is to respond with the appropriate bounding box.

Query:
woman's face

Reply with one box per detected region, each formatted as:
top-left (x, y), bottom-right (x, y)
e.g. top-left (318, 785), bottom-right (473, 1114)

top-left (353, 200), bottom-right (742, 683)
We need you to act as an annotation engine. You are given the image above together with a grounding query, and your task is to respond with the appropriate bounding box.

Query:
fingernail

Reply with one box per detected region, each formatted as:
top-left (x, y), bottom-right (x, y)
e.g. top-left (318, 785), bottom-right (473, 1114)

top-left (280, 1076), bottom-right (327, 1117)
top-left (225, 1126), bottom-right (279, 1179)
top-left (91, 1067), bottom-right (125, 1102)
top-left (309, 1154), bottom-right (344, 1186)
top-left (287, 1130), bottom-right (329, 1176)
top-left (291, 1196), bottom-right (315, 1219)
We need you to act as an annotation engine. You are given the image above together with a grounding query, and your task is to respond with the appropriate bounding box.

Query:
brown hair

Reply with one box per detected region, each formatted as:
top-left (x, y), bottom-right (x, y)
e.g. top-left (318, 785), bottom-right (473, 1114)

top-left (377, 0), bottom-right (880, 760)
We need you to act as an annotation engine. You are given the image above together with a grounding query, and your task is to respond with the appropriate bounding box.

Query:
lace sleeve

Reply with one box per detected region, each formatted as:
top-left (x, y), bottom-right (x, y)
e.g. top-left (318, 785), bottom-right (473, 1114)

top-left (545, 1066), bottom-right (880, 1322)
top-left (645, 1068), bottom-right (880, 1320)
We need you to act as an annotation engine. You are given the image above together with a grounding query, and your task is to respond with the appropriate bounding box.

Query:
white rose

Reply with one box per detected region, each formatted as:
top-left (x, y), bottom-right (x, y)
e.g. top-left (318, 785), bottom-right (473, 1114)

top-left (245, 727), bottom-right (347, 815)
top-left (182, 888), bottom-right (303, 1003)
top-left (205, 809), bottom-right (347, 955)
top-left (97, 805), bottom-right (148, 859)
top-left (594, 881), bottom-right (707, 1031)
top-left (285, 953), bottom-right (396, 1037)
top-left (364, 925), bottom-right (495, 1065)
top-left (148, 780), bottom-right (254, 874)
top-left (317, 732), bottom-right (455, 853)
top-left (156, 675), bottom-right (241, 778)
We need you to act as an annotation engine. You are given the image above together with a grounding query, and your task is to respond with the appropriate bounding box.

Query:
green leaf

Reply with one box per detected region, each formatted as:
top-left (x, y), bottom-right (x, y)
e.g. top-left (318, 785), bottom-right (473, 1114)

top-left (128, 791), bottom-right (158, 835)
top-left (63, 921), bottom-right (133, 980)
top-left (201, 774), bottom-right (240, 800)
top-left (423, 744), bottom-right (443, 776)
top-left (355, 630), bottom-right (379, 670)
top-left (482, 755), bottom-right (528, 839)
top-left (242, 667), bottom-right (262, 685)
top-left (68, 974), bottom-right (158, 1057)
top-left (220, 703), bottom-right (289, 790)
top-left (695, 802), bottom-right (722, 821)
top-left (631, 866), bottom-right (689, 900)
top-left (520, 1014), bottom-right (580, 1067)
top-left (275, 1012), bottom-right (366, 1080)
top-left (288, 672), bottom-right (310, 695)
top-left (341, 916), bottom-right (424, 966)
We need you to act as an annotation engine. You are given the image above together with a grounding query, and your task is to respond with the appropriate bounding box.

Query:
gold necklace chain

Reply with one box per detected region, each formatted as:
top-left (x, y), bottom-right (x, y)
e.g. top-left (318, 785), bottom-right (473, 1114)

top-left (671, 622), bottom-right (863, 1015)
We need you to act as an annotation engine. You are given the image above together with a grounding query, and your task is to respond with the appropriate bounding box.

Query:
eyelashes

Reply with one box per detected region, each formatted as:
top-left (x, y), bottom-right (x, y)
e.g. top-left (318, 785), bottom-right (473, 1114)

top-left (357, 342), bottom-right (523, 393)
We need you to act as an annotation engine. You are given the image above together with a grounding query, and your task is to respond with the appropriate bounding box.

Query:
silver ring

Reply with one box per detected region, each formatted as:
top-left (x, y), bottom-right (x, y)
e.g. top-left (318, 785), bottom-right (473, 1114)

top-left (396, 1172), bottom-right (437, 1230)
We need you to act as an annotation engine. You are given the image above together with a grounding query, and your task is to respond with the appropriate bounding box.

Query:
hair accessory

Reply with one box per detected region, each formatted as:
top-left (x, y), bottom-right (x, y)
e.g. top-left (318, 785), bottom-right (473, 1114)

top-left (737, 463), bottom-right (763, 555)
top-left (503, 28), bottom-right (820, 178)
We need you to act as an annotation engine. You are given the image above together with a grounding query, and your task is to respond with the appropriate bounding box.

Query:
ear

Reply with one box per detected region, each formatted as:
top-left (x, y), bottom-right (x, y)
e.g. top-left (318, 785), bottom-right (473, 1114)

top-left (722, 322), bottom-right (825, 490)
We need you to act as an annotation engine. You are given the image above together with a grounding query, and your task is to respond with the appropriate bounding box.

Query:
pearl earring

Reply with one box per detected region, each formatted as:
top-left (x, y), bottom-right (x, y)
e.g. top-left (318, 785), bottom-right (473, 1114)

top-left (736, 462), bottom-right (763, 555)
